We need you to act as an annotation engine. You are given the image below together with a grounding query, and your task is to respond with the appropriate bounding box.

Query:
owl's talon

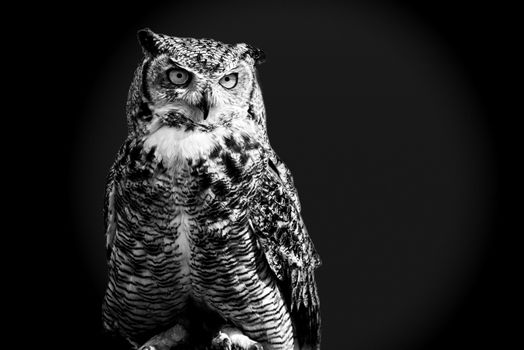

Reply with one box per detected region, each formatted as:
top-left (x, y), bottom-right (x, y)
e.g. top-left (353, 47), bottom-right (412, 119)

top-left (211, 331), bottom-right (232, 350)
top-left (213, 326), bottom-right (261, 350)
top-left (138, 346), bottom-right (155, 350)
top-left (248, 343), bottom-right (263, 350)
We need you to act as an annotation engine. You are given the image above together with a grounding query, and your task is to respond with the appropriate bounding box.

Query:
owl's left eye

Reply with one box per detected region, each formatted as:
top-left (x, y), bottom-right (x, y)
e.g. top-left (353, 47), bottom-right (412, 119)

top-left (219, 73), bottom-right (238, 89)
top-left (167, 68), bottom-right (191, 86)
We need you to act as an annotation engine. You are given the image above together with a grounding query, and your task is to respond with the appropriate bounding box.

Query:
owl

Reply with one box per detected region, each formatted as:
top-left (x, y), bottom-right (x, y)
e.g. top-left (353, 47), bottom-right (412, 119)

top-left (102, 28), bottom-right (321, 350)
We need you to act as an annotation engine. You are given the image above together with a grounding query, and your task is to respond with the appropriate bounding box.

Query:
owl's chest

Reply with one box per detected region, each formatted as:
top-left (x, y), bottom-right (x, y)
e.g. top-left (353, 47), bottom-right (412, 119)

top-left (114, 169), bottom-right (253, 301)
top-left (108, 133), bottom-right (265, 333)
top-left (116, 124), bottom-right (263, 268)
top-left (117, 134), bottom-right (263, 248)
top-left (122, 125), bottom-right (264, 214)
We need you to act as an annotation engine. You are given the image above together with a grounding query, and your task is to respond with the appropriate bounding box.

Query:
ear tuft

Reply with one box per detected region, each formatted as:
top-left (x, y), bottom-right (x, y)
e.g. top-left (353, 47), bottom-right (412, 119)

top-left (137, 28), bottom-right (161, 56)
top-left (245, 45), bottom-right (266, 65)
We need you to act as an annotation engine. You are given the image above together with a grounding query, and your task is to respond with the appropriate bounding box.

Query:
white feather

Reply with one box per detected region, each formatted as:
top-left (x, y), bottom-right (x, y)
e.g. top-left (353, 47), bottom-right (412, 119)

top-left (143, 126), bottom-right (221, 167)
top-left (170, 207), bottom-right (192, 281)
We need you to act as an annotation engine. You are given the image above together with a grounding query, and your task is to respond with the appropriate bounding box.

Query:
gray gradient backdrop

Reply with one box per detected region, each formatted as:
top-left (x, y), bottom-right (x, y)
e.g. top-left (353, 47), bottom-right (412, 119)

top-left (16, 0), bottom-right (512, 349)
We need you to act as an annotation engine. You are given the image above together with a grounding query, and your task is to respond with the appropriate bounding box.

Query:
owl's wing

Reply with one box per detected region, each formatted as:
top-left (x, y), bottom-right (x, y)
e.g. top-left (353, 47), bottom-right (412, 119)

top-left (104, 165), bottom-right (117, 258)
top-left (249, 155), bottom-right (321, 350)
top-left (104, 141), bottom-right (129, 259)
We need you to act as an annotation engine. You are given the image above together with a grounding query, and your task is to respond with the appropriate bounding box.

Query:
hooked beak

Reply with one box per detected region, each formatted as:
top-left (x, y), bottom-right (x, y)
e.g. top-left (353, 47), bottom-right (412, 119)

top-left (157, 87), bottom-right (212, 125)
top-left (195, 86), bottom-right (213, 121)
top-left (196, 97), bottom-right (210, 120)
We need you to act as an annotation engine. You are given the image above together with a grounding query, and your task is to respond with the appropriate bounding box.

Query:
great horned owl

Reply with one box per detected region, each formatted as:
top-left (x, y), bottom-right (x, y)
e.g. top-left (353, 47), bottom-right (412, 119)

top-left (102, 28), bottom-right (321, 350)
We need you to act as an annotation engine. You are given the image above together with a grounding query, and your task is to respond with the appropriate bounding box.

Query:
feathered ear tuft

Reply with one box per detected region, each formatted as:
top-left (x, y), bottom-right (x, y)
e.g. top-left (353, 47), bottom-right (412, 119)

top-left (137, 28), bottom-right (162, 56)
top-left (245, 45), bottom-right (266, 65)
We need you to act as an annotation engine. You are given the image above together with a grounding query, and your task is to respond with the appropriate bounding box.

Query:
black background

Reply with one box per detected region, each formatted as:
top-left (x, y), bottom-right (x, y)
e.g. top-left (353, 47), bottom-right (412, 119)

top-left (9, 1), bottom-right (516, 349)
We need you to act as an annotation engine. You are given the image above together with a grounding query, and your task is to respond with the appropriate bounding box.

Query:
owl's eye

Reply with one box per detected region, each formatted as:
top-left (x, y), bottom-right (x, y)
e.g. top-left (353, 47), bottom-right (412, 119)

top-left (167, 68), bottom-right (190, 85)
top-left (219, 73), bottom-right (238, 89)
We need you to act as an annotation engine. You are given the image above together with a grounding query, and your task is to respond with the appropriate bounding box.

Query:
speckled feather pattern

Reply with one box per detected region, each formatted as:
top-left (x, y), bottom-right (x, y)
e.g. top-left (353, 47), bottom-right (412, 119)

top-left (102, 29), bottom-right (320, 350)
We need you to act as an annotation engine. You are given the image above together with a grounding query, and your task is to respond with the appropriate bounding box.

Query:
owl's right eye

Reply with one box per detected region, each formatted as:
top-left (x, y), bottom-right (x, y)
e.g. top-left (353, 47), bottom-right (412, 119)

top-left (167, 68), bottom-right (191, 86)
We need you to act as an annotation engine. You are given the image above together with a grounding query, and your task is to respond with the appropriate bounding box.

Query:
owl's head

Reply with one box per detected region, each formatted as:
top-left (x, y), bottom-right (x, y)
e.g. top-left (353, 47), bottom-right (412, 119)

top-left (126, 28), bottom-right (266, 137)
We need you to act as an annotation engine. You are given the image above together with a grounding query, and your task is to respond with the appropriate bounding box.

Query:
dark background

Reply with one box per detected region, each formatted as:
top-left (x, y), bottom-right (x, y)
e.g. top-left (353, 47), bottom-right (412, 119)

top-left (9, 0), bottom-right (516, 349)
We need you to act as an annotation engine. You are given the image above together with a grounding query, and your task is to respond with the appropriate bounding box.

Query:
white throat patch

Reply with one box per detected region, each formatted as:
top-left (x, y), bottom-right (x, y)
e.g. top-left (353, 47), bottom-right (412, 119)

top-left (143, 127), bottom-right (219, 167)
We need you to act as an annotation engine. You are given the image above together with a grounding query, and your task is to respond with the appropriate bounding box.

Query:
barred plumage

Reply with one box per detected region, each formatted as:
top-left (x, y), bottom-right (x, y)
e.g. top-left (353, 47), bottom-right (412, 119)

top-left (102, 29), bottom-right (321, 350)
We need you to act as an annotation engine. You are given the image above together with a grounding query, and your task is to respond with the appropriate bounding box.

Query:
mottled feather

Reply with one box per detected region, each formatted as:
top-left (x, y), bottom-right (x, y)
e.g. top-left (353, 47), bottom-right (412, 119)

top-left (250, 156), bottom-right (321, 349)
top-left (102, 29), bottom-right (321, 350)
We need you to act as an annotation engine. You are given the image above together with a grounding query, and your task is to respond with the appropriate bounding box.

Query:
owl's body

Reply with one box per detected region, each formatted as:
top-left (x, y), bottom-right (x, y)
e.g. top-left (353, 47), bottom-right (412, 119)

top-left (102, 30), bottom-right (320, 350)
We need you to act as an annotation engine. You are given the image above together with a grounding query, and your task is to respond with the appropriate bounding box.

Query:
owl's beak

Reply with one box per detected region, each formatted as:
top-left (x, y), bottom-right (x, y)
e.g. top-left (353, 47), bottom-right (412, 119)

top-left (196, 98), bottom-right (210, 120)
top-left (195, 85), bottom-right (214, 121)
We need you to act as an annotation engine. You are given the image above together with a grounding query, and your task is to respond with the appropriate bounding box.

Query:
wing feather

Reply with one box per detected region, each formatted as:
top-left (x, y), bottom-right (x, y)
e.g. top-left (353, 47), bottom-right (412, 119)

top-left (250, 153), bottom-right (321, 349)
top-left (104, 165), bottom-right (117, 258)
top-left (104, 141), bottom-right (130, 259)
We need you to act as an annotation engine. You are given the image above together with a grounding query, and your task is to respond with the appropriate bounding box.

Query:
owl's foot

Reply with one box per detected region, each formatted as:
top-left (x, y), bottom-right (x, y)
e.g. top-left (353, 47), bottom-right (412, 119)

top-left (138, 324), bottom-right (188, 350)
top-left (211, 326), bottom-right (263, 350)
